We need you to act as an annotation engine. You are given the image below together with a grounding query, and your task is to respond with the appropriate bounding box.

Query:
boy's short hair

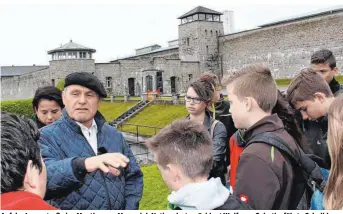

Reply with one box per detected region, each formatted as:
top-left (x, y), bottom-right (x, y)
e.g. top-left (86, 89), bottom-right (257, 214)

top-left (1, 112), bottom-right (42, 193)
top-left (311, 49), bottom-right (336, 69)
top-left (221, 63), bottom-right (277, 112)
top-left (145, 119), bottom-right (213, 179)
top-left (286, 68), bottom-right (333, 105)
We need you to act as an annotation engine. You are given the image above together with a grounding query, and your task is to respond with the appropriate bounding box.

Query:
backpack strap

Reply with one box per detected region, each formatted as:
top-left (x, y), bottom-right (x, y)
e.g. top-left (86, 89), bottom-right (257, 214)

top-left (210, 120), bottom-right (219, 138)
top-left (248, 132), bottom-right (325, 190)
top-left (247, 132), bottom-right (300, 165)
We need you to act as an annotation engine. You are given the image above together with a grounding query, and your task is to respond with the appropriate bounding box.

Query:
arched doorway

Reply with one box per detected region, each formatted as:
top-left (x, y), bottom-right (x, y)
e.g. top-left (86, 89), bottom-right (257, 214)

top-left (146, 75), bottom-right (153, 91)
top-left (128, 78), bottom-right (135, 96)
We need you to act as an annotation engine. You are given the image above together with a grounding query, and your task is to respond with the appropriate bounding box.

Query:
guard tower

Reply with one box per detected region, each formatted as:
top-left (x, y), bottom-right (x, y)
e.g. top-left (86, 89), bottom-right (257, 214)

top-left (178, 6), bottom-right (224, 74)
top-left (47, 40), bottom-right (96, 83)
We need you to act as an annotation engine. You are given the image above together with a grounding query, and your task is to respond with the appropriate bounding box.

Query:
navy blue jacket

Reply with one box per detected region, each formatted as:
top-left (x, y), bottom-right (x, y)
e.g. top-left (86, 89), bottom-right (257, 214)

top-left (39, 109), bottom-right (143, 210)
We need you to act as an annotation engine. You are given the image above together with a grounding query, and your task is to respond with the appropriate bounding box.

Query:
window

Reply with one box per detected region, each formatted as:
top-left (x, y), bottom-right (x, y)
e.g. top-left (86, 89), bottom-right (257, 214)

top-left (206, 14), bottom-right (213, 21)
top-left (187, 38), bottom-right (190, 46)
top-left (199, 14), bottom-right (205, 20)
top-left (187, 16), bottom-right (193, 22)
top-left (105, 77), bottom-right (112, 88)
top-left (213, 15), bottom-right (220, 21)
top-left (216, 31), bottom-right (218, 36)
top-left (206, 46), bottom-right (209, 54)
top-left (193, 14), bottom-right (198, 21)
top-left (51, 79), bottom-right (55, 86)
top-left (210, 30), bottom-right (213, 36)
top-left (205, 30), bottom-right (207, 36)
top-left (79, 52), bottom-right (86, 58)
top-left (188, 74), bottom-right (193, 81)
top-left (182, 18), bottom-right (187, 24)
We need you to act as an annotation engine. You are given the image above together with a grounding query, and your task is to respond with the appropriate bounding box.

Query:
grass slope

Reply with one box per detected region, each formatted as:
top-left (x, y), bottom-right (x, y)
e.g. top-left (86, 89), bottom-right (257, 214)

top-left (139, 164), bottom-right (170, 210)
top-left (119, 104), bottom-right (188, 136)
top-left (98, 101), bottom-right (138, 122)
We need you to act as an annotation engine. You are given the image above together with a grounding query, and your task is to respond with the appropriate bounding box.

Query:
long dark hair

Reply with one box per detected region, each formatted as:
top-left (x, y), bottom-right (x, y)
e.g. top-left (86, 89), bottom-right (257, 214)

top-left (273, 90), bottom-right (312, 154)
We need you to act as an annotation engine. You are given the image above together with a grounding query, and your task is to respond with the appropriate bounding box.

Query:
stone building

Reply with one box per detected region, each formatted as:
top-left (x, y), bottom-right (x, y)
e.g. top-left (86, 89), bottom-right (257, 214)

top-left (1, 6), bottom-right (343, 100)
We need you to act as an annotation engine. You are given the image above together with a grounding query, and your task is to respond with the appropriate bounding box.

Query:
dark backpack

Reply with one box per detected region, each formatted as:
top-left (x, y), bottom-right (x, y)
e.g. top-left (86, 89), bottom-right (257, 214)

top-left (247, 132), bottom-right (327, 210)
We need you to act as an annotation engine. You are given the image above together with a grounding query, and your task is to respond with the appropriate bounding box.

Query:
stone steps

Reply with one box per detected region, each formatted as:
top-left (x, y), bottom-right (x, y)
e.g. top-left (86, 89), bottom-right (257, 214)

top-left (109, 100), bottom-right (151, 127)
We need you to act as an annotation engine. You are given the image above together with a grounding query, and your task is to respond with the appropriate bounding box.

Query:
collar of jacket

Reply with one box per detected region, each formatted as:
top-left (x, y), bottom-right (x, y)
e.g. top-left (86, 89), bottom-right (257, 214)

top-left (242, 113), bottom-right (284, 143)
top-left (186, 110), bottom-right (213, 132)
top-left (61, 108), bottom-right (106, 134)
top-left (329, 77), bottom-right (342, 95)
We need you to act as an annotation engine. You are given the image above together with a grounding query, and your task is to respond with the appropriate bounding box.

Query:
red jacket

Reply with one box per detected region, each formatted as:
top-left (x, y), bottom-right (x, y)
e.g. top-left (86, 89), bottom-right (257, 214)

top-left (1, 191), bottom-right (57, 210)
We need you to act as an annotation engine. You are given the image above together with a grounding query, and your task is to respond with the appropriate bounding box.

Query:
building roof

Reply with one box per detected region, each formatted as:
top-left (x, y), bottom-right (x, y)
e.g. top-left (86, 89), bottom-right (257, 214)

top-left (47, 40), bottom-right (96, 54)
top-left (178, 6), bottom-right (223, 19)
top-left (110, 46), bottom-right (179, 62)
top-left (135, 44), bottom-right (161, 51)
top-left (0, 65), bottom-right (49, 77)
top-left (259, 6), bottom-right (343, 27)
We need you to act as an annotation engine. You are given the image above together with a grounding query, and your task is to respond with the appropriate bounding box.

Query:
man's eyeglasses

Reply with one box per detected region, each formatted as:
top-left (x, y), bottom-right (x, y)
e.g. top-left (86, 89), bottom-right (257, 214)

top-left (185, 96), bottom-right (203, 104)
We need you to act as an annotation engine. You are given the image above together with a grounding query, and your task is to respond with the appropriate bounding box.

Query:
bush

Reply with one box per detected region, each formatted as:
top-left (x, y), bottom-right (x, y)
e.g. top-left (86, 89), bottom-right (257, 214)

top-left (336, 75), bottom-right (343, 83)
top-left (1, 99), bottom-right (35, 118)
top-left (56, 78), bottom-right (65, 91)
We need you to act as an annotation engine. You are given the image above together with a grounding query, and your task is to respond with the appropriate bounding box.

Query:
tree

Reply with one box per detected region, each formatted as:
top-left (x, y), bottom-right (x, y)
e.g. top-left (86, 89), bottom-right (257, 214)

top-left (56, 78), bottom-right (65, 91)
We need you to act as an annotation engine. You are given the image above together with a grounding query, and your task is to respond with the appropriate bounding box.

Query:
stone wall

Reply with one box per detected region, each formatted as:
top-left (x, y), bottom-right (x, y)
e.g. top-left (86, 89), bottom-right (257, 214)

top-left (1, 68), bottom-right (51, 100)
top-left (219, 12), bottom-right (343, 78)
top-left (49, 59), bottom-right (96, 80)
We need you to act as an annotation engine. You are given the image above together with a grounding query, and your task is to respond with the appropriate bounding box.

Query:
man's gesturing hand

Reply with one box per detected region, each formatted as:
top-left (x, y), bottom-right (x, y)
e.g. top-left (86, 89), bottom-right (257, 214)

top-left (85, 153), bottom-right (130, 176)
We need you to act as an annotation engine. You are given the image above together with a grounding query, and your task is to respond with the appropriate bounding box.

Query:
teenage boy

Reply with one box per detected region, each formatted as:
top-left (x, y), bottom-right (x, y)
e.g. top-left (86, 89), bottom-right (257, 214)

top-left (287, 68), bottom-right (336, 167)
top-left (145, 119), bottom-right (233, 210)
top-left (221, 63), bottom-right (299, 210)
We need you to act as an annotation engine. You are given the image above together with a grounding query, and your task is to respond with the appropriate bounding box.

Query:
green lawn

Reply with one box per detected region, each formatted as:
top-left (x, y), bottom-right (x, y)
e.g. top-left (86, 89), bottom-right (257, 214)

top-left (140, 164), bottom-right (170, 210)
top-left (119, 104), bottom-right (188, 136)
top-left (98, 101), bottom-right (138, 122)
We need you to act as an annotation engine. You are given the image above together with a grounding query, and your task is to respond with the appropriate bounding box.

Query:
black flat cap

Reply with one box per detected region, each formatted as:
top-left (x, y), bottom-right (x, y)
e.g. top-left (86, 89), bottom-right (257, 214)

top-left (64, 72), bottom-right (107, 98)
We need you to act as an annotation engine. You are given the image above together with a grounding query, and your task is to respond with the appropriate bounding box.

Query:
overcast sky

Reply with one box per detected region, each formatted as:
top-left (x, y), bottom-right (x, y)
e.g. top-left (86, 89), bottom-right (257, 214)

top-left (0, 0), bottom-right (341, 66)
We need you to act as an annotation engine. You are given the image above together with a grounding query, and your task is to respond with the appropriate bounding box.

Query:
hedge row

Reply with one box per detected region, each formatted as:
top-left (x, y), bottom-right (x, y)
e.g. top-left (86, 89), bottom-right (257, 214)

top-left (1, 99), bottom-right (35, 118)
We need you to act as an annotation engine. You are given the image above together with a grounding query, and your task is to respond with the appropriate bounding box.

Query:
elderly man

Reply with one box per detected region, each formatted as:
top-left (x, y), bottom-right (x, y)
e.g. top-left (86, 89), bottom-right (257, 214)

top-left (39, 72), bottom-right (143, 210)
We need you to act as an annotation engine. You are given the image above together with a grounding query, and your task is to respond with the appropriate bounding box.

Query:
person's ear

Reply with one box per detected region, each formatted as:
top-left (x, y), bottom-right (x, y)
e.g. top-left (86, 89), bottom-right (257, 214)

top-left (314, 92), bottom-right (327, 104)
top-left (23, 160), bottom-right (37, 190)
top-left (244, 97), bottom-right (252, 112)
top-left (167, 164), bottom-right (179, 183)
top-left (62, 90), bottom-right (66, 106)
top-left (332, 67), bottom-right (339, 74)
